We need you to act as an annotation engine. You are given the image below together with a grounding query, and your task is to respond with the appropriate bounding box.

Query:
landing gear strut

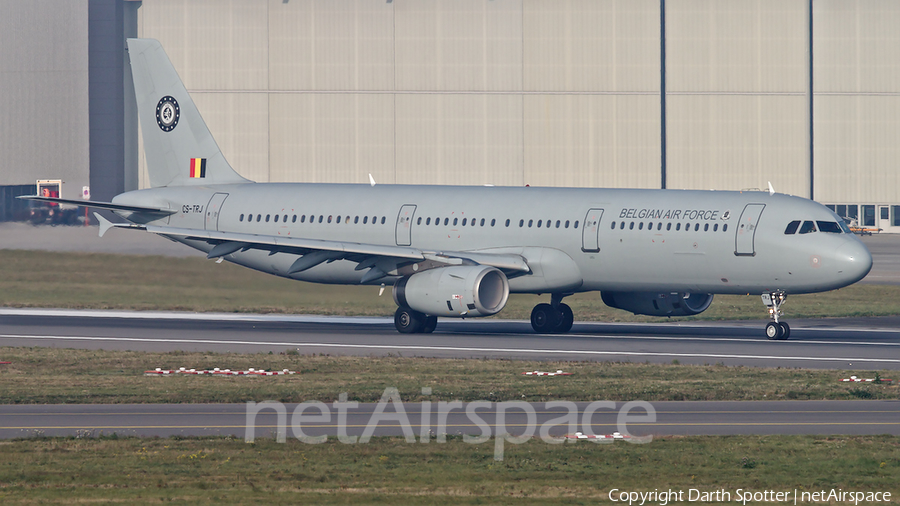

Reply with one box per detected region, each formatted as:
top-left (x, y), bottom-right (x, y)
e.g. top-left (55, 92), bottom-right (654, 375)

top-left (762, 291), bottom-right (790, 340)
top-left (530, 294), bottom-right (574, 334)
top-left (394, 307), bottom-right (437, 334)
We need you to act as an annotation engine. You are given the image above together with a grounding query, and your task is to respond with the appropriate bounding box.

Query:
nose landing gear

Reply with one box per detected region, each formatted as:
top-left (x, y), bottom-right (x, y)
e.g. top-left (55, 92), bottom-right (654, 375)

top-left (762, 291), bottom-right (790, 340)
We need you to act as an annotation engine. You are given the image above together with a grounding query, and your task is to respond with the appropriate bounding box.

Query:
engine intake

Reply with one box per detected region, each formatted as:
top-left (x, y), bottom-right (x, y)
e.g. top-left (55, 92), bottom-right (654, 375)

top-left (394, 265), bottom-right (509, 317)
top-left (601, 291), bottom-right (713, 317)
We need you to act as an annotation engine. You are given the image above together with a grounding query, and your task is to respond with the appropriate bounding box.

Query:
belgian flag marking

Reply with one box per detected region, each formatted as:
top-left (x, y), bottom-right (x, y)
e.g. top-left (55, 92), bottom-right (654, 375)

top-left (189, 158), bottom-right (207, 178)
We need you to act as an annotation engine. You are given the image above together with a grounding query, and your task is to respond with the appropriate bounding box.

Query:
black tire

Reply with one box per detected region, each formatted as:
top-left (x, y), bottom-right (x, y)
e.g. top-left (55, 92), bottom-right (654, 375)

top-left (778, 322), bottom-right (790, 340)
top-left (765, 322), bottom-right (782, 340)
top-left (531, 303), bottom-right (559, 333)
top-left (555, 303), bottom-right (574, 333)
top-left (422, 315), bottom-right (438, 334)
top-left (395, 307), bottom-right (425, 334)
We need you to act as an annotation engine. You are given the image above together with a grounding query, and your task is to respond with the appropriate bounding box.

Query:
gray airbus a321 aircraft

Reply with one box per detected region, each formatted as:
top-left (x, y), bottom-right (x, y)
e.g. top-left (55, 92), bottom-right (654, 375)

top-left (23, 39), bottom-right (873, 339)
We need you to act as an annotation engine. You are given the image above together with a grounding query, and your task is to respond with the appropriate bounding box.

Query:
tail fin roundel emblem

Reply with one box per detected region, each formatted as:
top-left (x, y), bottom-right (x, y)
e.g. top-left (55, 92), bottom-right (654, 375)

top-left (156, 96), bottom-right (180, 132)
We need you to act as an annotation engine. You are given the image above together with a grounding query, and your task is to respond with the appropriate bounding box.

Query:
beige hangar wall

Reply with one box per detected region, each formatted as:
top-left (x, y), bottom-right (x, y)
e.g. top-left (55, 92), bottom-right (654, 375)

top-left (813, 0), bottom-right (900, 205)
top-left (135, 0), bottom-right (661, 189)
top-left (665, 0), bottom-right (810, 196)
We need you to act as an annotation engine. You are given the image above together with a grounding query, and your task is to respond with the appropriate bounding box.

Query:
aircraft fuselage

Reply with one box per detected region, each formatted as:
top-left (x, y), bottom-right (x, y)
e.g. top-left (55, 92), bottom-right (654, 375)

top-left (114, 183), bottom-right (872, 296)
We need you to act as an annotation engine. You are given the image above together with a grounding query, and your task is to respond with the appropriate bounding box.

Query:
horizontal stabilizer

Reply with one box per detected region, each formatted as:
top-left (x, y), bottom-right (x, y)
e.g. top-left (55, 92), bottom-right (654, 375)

top-left (18, 196), bottom-right (175, 215)
top-left (93, 212), bottom-right (148, 238)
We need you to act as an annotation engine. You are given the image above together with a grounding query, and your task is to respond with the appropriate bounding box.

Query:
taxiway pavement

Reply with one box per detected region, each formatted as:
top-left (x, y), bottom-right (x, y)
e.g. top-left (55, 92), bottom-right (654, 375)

top-left (1, 400), bottom-right (897, 440)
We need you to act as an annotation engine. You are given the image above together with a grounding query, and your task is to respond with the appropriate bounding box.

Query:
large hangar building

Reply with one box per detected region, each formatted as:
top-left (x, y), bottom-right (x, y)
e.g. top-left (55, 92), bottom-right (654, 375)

top-left (2, 0), bottom-right (899, 232)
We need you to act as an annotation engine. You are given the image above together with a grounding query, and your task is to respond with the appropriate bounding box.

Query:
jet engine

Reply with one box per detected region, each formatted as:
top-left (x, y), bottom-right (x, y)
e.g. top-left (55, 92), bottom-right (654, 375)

top-left (393, 265), bottom-right (509, 317)
top-left (600, 291), bottom-right (713, 317)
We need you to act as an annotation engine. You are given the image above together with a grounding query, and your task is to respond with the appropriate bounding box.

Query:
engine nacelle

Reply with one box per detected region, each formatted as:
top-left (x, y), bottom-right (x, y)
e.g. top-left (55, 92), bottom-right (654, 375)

top-left (393, 265), bottom-right (509, 317)
top-left (601, 291), bottom-right (714, 317)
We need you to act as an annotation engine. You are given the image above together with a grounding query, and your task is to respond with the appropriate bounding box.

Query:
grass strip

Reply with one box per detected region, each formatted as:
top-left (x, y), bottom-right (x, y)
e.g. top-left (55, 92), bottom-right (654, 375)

top-left (2, 249), bottom-right (900, 320)
top-left (0, 348), bottom-right (896, 404)
top-left (0, 435), bottom-right (897, 504)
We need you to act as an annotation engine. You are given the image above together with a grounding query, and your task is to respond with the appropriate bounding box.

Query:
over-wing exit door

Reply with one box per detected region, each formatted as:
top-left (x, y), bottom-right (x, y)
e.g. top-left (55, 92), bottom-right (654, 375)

top-left (395, 204), bottom-right (417, 246)
top-left (581, 208), bottom-right (604, 252)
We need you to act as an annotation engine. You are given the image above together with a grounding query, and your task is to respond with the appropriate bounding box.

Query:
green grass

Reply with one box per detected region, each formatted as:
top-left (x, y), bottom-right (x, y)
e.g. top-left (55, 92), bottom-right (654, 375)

top-left (2, 249), bottom-right (900, 320)
top-left (0, 435), bottom-right (897, 504)
top-left (0, 348), bottom-right (896, 404)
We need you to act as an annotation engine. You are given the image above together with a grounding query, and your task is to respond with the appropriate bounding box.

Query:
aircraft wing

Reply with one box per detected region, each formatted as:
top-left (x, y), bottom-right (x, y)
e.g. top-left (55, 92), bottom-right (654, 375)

top-left (137, 224), bottom-right (531, 279)
top-left (18, 196), bottom-right (176, 215)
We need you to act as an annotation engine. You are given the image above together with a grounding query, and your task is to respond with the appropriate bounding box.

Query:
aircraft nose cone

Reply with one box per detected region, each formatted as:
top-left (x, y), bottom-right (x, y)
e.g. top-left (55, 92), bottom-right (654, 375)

top-left (835, 240), bottom-right (873, 284)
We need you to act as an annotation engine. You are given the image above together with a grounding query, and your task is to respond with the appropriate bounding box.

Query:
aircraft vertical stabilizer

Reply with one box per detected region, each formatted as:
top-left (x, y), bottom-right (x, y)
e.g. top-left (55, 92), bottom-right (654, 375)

top-left (126, 38), bottom-right (251, 188)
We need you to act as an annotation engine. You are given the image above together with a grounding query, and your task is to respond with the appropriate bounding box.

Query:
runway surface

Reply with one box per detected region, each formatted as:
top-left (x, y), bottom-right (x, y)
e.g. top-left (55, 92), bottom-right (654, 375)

top-left (2, 400), bottom-right (897, 440)
top-left (1, 308), bottom-right (899, 370)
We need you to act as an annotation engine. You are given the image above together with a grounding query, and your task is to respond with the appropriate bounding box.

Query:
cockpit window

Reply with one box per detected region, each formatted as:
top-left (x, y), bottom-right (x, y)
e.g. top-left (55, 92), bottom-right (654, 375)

top-left (784, 220), bottom-right (800, 234)
top-left (799, 220), bottom-right (817, 234)
top-left (838, 220), bottom-right (852, 234)
top-left (816, 221), bottom-right (843, 234)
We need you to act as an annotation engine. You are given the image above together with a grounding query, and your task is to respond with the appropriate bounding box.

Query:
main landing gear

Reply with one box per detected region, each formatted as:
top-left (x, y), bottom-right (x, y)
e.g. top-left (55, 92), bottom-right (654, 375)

top-left (530, 294), bottom-right (574, 334)
top-left (762, 291), bottom-right (790, 340)
top-left (394, 307), bottom-right (438, 334)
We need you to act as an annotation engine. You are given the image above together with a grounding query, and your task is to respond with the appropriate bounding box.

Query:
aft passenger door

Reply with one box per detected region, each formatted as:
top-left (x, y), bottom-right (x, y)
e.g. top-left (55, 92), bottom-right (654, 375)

top-left (395, 204), bottom-right (417, 246)
top-left (734, 203), bottom-right (765, 256)
top-left (205, 193), bottom-right (229, 231)
top-left (581, 208), bottom-right (604, 252)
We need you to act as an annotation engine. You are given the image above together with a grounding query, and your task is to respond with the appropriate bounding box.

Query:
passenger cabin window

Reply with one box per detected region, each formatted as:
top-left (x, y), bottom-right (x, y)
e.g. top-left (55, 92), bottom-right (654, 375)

top-left (784, 220), bottom-right (801, 234)
top-left (799, 220), bottom-right (816, 234)
top-left (239, 214), bottom-right (244, 222)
